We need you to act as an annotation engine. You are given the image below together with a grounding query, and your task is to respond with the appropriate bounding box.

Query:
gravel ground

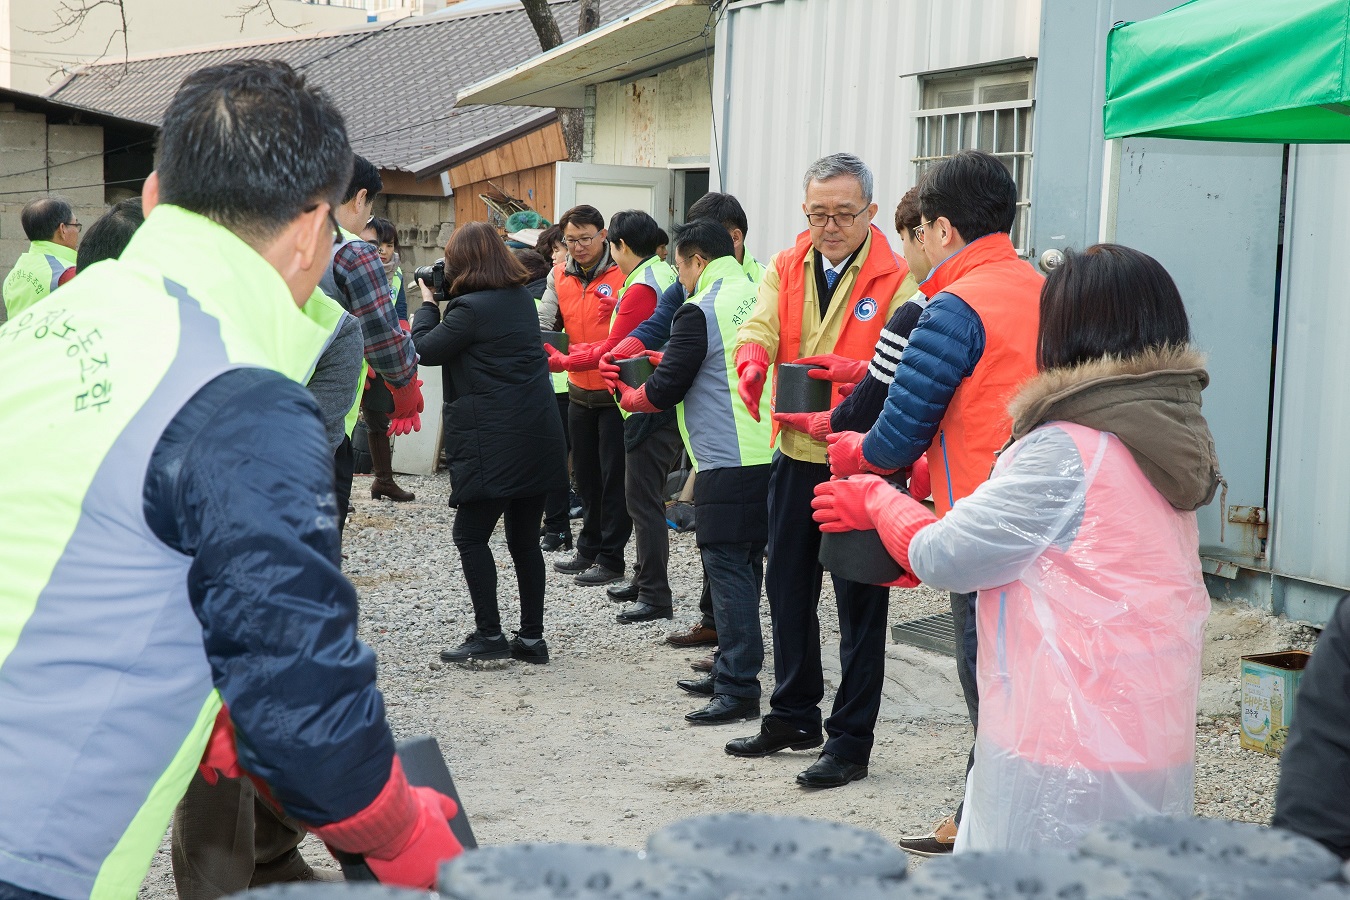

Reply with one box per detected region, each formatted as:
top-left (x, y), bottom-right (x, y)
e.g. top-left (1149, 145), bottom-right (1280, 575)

top-left (136, 470), bottom-right (1324, 896)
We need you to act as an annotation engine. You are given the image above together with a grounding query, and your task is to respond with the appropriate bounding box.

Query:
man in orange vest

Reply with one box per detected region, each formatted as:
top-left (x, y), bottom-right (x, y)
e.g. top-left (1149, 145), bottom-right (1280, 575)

top-left (826, 149), bottom-right (1044, 852)
top-left (728, 154), bottom-right (915, 789)
top-left (537, 205), bottom-right (631, 586)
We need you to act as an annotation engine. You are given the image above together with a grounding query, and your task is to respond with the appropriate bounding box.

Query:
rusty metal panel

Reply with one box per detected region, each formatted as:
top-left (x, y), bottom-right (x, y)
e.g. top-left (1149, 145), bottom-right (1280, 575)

top-left (1267, 145), bottom-right (1350, 590)
top-left (715, 0), bottom-right (1041, 262)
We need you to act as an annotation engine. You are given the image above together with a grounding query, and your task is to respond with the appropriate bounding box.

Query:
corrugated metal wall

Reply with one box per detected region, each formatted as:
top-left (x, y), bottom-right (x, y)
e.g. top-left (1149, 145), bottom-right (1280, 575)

top-left (713, 0), bottom-right (1041, 262)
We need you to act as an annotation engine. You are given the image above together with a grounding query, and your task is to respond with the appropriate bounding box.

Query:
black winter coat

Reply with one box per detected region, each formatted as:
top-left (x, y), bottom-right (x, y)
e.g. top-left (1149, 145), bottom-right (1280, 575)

top-left (411, 287), bottom-right (567, 506)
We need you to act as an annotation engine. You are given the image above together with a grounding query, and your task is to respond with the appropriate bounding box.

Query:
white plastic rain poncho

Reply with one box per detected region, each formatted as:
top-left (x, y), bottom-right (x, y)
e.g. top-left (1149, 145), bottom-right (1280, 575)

top-left (906, 347), bottom-right (1219, 853)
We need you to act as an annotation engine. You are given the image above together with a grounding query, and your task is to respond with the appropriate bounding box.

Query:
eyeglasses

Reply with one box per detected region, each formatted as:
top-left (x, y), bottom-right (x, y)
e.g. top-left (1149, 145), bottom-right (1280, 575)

top-left (805, 210), bottom-right (864, 228)
top-left (563, 234), bottom-right (599, 248)
top-left (328, 211), bottom-right (343, 246)
top-left (914, 220), bottom-right (936, 244)
top-left (64, 221), bottom-right (81, 231)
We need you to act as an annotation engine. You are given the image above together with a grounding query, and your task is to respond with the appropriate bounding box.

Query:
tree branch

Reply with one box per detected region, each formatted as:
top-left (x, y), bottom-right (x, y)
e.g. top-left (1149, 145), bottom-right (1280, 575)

top-left (228, 0), bottom-right (302, 33)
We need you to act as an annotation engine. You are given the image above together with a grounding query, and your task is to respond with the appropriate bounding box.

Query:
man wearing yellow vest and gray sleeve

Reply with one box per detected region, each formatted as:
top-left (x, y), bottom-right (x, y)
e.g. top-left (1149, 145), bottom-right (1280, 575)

top-left (2, 197), bottom-right (80, 321)
top-left (727, 153), bottom-right (915, 790)
top-left (0, 61), bottom-right (462, 900)
top-left (603, 219), bottom-right (773, 726)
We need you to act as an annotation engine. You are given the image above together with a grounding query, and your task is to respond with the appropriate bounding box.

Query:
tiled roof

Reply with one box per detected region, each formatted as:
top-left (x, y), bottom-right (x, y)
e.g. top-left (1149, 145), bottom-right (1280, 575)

top-left (47, 0), bottom-right (652, 172)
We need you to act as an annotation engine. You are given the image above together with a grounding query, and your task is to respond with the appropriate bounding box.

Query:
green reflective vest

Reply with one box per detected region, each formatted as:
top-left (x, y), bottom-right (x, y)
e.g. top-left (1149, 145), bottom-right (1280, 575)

top-left (534, 296), bottom-right (569, 394)
top-left (0, 205), bottom-right (331, 900)
top-left (3, 240), bottom-right (77, 318)
top-left (301, 287), bottom-right (365, 436)
top-left (675, 255), bottom-right (774, 472)
top-left (614, 255), bottom-right (677, 418)
top-left (742, 252), bottom-right (766, 285)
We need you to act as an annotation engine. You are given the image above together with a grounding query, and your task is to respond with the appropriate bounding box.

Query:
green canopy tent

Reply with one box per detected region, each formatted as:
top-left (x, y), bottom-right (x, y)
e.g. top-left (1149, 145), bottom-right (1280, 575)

top-left (1104, 0), bottom-right (1350, 141)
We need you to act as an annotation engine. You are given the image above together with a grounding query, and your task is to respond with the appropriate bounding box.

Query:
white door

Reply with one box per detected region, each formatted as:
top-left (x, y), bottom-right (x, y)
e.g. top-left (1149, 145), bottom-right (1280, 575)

top-left (555, 162), bottom-right (672, 230)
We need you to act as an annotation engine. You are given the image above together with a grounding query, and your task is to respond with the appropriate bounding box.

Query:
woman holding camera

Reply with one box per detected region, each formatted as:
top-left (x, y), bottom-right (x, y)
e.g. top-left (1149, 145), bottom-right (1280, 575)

top-left (813, 244), bottom-right (1219, 852)
top-left (412, 222), bottom-right (567, 664)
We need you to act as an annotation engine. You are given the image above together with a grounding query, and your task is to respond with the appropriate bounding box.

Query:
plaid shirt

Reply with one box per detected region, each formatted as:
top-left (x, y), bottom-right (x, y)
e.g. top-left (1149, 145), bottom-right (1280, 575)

top-left (331, 240), bottom-right (418, 387)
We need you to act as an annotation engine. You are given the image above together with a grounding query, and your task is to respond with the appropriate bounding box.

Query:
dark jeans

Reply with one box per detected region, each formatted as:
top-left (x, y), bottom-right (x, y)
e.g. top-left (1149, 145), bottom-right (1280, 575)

top-left (625, 417), bottom-right (684, 609)
top-left (569, 399), bottom-right (630, 572)
top-left (703, 541), bottom-right (765, 699)
top-left (543, 393), bottom-right (572, 533)
top-left (451, 493), bottom-right (548, 639)
top-left (334, 434), bottom-right (353, 535)
top-left (765, 454), bottom-right (890, 766)
top-left (952, 590), bottom-right (979, 826)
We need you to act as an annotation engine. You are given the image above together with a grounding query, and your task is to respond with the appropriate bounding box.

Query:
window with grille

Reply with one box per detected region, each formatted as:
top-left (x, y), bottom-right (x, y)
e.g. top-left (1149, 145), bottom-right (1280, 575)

top-left (914, 65), bottom-right (1035, 256)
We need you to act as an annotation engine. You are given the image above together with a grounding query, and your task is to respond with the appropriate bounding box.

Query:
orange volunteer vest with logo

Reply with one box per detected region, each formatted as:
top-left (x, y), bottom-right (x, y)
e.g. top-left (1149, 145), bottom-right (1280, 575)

top-left (553, 260), bottom-right (625, 392)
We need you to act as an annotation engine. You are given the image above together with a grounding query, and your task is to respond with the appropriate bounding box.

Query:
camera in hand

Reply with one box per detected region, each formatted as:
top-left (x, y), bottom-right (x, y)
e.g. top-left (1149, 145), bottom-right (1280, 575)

top-left (414, 259), bottom-right (447, 302)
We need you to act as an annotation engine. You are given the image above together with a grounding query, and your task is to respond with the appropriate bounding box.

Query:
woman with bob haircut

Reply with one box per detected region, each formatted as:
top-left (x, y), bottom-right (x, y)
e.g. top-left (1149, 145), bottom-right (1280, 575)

top-left (412, 221), bottom-right (568, 665)
top-left (813, 244), bottom-right (1221, 852)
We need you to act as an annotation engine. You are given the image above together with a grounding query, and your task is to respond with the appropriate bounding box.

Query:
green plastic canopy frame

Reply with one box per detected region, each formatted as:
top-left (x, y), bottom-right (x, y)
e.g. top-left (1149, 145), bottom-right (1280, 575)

top-left (1104, 0), bottom-right (1350, 142)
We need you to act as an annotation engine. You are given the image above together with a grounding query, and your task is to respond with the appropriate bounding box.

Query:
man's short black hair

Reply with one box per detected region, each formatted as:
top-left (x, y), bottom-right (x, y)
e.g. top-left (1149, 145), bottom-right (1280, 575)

top-left (918, 150), bottom-right (1018, 243)
top-left (157, 60), bottom-right (352, 242)
top-left (607, 210), bottom-right (664, 257)
top-left (671, 218), bottom-right (734, 263)
top-left (686, 192), bottom-right (749, 238)
top-left (343, 155), bottom-right (382, 205)
top-left (77, 198), bottom-right (145, 271)
top-left (21, 197), bottom-right (72, 242)
top-left (558, 205), bottom-right (605, 232)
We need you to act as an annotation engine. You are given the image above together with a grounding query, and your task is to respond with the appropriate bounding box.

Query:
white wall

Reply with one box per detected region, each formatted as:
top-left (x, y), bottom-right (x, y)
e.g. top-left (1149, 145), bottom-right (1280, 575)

top-left (1, 0), bottom-right (367, 93)
top-left (590, 57), bottom-right (713, 169)
top-left (714, 0), bottom-right (1041, 262)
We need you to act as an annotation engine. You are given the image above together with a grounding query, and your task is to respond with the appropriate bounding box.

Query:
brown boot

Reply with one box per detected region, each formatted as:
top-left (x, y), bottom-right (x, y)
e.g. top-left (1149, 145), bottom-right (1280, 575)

top-left (367, 428), bottom-right (415, 502)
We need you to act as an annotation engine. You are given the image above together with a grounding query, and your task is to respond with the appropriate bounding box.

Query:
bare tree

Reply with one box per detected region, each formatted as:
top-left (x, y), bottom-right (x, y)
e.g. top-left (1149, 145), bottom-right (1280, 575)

top-left (228, 0), bottom-right (303, 33)
top-left (519, 0), bottom-right (602, 162)
top-left (25, 0), bottom-right (132, 74)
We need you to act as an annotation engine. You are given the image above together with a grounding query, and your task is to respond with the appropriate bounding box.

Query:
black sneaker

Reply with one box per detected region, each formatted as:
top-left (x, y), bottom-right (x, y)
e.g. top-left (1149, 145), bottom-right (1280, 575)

top-left (540, 532), bottom-right (572, 552)
top-left (574, 564), bottom-right (623, 586)
top-left (439, 631), bottom-right (510, 663)
top-left (509, 634), bottom-right (550, 664)
top-left (553, 553), bottom-right (595, 575)
top-left (568, 490), bottom-right (584, 520)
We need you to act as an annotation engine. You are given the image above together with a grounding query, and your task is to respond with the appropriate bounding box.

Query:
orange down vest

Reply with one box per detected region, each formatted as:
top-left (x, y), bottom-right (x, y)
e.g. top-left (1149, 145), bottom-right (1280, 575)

top-left (553, 259), bottom-right (625, 391)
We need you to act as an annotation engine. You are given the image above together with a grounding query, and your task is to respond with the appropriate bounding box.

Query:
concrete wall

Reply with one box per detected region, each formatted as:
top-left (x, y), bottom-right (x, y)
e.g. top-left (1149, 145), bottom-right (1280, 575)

top-left (0, 104), bottom-right (103, 285)
top-left (378, 194), bottom-right (454, 274)
top-left (590, 57), bottom-right (712, 169)
top-left (2, 0), bottom-right (367, 93)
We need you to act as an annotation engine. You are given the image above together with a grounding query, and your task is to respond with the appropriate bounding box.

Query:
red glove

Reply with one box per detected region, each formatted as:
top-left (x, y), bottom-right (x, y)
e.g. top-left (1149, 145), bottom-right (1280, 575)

top-left (198, 706), bottom-right (242, 786)
top-left (908, 453), bottom-right (931, 502)
top-left (598, 353), bottom-right (621, 391)
top-left (546, 344), bottom-right (569, 373)
top-left (826, 430), bottom-right (898, 478)
top-left (638, 348), bottom-right (664, 367)
top-left (811, 475), bottom-right (937, 580)
top-left (57, 266), bottom-right (77, 287)
top-left (735, 343), bottom-right (770, 422)
top-left (773, 410), bottom-right (832, 442)
top-left (398, 319), bottom-right (410, 334)
top-left (609, 335), bottom-right (646, 361)
top-left (312, 757), bottom-right (464, 889)
top-left (389, 378), bottom-right (424, 420)
top-left (797, 353), bottom-right (869, 385)
top-left (838, 382), bottom-right (856, 399)
top-left (387, 413), bottom-right (420, 437)
top-left (597, 292), bottom-right (618, 319)
top-left (615, 382), bottom-right (660, 414)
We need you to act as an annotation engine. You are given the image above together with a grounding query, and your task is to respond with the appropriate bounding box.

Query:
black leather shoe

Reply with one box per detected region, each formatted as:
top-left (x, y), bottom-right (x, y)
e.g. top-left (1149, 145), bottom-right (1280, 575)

top-left (553, 554), bottom-right (594, 575)
top-left (606, 580), bottom-right (640, 603)
top-left (725, 717), bottom-right (823, 758)
top-left (686, 694), bottom-right (760, 726)
top-left (509, 634), bottom-right (549, 664)
top-left (439, 631), bottom-right (510, 663)
top-left (615, 602), bottom-right (673, 624)
top-left (540, 532), bottom-right (572, 552)
top-left (676, 674), bottom-right (714, 696)
top-left (796, 752), bottom-right (868, 789)
top-left (575, 564), bottom-right (623, 586)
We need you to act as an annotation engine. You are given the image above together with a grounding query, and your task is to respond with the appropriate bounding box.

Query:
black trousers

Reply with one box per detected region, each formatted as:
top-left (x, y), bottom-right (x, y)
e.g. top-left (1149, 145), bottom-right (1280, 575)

top-left (951, 590), bottom-right (979, 825)
top-left (451, 493), bottom-right (548, 639)
top-left (765, 454), bottom-right (890, 766)
top-left (334, 435), bottom-right (354, 535)
top-left (542, 393), bottom-right (572, 533)
top-left (625, 417), bottom-right (684, 609)
top-left (568, 399), bottom-right (631, 572)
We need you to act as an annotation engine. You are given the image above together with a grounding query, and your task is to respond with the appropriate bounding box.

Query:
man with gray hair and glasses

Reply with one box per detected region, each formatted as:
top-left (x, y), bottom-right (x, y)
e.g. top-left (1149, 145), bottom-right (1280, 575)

top-left (726, 152), bottom-right (916, 789)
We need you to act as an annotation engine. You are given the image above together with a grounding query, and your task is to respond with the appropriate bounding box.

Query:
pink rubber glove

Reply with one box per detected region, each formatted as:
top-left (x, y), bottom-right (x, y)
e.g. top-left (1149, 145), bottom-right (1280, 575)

top-left (598, 352), bottom-right (621, 391)
top-left (797, 353), bottom-right (869, 385)
top-left (387, 413), bottom-right (420, 437)
top-left (609, 335), bottom-right (646, 361)
top-left (908, 453), bottom-right (931, 501)
top-left (312, 757), bottom-right (464, 889)
top-left (773, 410), bottom-right (832, 442)
top-left (812, 475), bottom-right (937, 581)
top-left (615, 382), bottom-right (660, 414)
top-left (826, 430), bottom-right (898, 479)
top-left (546, 344), bottom-right (569, 373)
top-left (735, 343), bottom-right (770, 422)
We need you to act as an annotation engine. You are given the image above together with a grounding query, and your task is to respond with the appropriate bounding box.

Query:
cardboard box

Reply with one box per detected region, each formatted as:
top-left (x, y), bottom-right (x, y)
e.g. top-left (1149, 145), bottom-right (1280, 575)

top-left (1240, 650), bottom-right (1311, 756)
